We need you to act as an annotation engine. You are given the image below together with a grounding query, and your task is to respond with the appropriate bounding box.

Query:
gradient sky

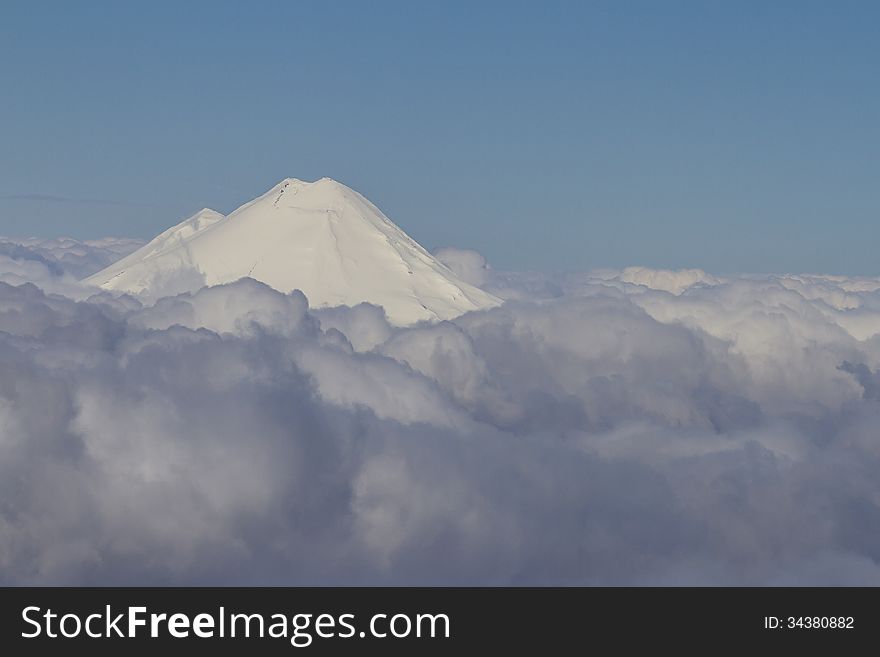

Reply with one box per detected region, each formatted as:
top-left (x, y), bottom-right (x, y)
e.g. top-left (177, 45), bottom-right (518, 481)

top-left (1, 0), bottom-right (878, 274)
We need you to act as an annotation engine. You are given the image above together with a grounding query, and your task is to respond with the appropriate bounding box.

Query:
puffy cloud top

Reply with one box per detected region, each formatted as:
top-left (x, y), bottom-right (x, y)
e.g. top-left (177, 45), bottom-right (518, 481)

top-left (433, 247), bottom-right (491, 287)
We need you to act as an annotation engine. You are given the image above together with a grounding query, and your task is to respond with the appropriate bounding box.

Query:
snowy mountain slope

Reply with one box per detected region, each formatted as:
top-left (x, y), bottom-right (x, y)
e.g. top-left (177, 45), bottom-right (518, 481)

top-left (84, 178), bottom-right (501, 325)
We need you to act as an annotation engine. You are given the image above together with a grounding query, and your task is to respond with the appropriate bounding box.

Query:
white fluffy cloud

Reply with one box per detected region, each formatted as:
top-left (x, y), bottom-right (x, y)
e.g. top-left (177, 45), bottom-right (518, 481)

top-left (1, 236), bottom-right (143, 279)
top-left (2, 254), bottom-right (880, 584)
top-left (0, 236), bottom-right (143, 299)
top-left (433, 247), bottom-right (492, 287)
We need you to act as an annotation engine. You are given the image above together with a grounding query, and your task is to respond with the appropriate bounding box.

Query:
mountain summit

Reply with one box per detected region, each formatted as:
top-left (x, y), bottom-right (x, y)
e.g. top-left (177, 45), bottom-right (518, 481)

top-left (84, 178), bottom-right (501, 325)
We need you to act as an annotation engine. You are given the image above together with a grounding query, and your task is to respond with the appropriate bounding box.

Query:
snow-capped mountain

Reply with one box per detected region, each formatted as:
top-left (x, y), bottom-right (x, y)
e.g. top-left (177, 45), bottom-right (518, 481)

top-left (84, 178), bottom-right (501, 325)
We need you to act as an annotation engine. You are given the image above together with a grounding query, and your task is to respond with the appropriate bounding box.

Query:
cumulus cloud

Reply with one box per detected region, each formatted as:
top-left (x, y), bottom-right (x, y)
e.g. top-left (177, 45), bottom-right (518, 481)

top-left (612, 266), bottom-right (721, 295)
top-left (1, 236), bottom-right (143, 280)
top-left (0, 241), bottom-right (94, 299)
top-left (3, 251), bottom-right (880, 584)
top-left (433, 247), bottom-right (492, 287)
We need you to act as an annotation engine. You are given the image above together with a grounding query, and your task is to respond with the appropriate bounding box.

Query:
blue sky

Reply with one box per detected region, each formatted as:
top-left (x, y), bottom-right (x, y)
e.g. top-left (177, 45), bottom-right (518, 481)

top-left (1, 1), bottom-right (878, 274)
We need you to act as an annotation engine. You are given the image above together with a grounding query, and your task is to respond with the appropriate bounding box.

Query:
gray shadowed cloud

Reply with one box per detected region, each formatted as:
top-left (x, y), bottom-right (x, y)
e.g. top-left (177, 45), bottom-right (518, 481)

top-left (0, 237), bottom-right (144, 282)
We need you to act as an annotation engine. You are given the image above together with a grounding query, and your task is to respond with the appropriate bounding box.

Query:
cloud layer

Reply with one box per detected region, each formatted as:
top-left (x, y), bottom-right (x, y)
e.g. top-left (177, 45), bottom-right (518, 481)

top-left (0, 236), bottom-right (143, 282)
top-left (2, 241), bottom-right (880, 584)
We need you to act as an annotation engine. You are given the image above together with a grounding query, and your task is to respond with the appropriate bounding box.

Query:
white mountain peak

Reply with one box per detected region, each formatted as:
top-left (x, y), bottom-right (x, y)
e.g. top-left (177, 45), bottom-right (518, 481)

top-left (84, 178), bottom-right (500, 325)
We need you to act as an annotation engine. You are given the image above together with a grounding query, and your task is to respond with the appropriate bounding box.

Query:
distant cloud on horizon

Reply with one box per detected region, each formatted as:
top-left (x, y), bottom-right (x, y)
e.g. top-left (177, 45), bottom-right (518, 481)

top-left (0, 193), bottom-right (164, 208)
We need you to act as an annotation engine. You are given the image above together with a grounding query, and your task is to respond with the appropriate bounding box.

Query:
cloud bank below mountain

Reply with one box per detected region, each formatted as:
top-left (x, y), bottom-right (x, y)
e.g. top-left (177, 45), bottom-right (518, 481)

top-left (2, 239), bottom-right (880, 584)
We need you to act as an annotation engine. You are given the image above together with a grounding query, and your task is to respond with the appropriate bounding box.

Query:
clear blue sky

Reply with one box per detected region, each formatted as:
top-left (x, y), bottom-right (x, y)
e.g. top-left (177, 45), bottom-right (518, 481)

top-left (1, 1), bottom-right (878, 274)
